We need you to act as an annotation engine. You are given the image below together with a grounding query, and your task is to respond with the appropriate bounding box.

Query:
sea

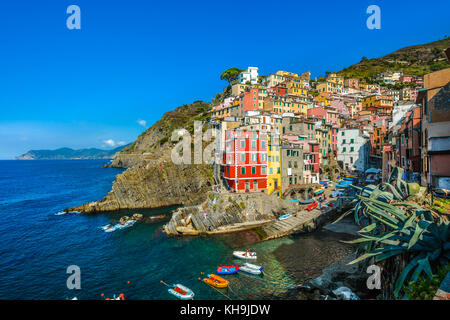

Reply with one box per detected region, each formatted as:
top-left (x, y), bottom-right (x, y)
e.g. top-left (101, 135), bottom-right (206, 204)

top-left (0, 160), bottom-right (355, 300)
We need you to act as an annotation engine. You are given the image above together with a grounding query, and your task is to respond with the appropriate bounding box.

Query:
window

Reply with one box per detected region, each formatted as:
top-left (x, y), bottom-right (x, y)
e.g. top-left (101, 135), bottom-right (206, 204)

top-left (262, 166), bottom-right (266, 174)
top-left (277, 167), bottom-right (280, 174)
top-left (341, 131), bottom-right (345, 136)
top-left (251, 153), bottom-right (257, 161)
top-left (288, 161), bottom-right (292, 168)
top-left (270, 167), bottom-right (273, 174)
top-left (251, 167), bottom-right (256, 174)
top-left (251, 140), bottom-right (256, 148)
top-left (240, 140), bottom-right (245, 148)
top-left (350, 139), bottom-right (354, 143)
top-left (343, 147), bottom-right (346, 152)
top-left (350, 147), bottom-right (354, 152)
top-left (241, 167), bottom-right (245, 175)
top-left (241, 153), bottom-right (245, 161)
top-left (261, 141), bottom-right (266, 149)
top-left (342, 139), bottom-right (346, 144)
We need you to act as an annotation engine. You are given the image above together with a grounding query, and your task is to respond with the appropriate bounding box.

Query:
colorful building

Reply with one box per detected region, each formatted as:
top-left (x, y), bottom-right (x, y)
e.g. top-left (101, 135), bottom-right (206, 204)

top-left (222, 129), bottom-right (269, 193)
top-left (268, 133), bottom-right (281, 196)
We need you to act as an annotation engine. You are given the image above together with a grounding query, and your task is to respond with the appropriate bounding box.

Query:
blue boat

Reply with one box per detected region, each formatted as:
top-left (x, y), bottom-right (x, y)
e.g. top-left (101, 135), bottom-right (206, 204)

top-left (217, 266), bottom-right (239, 275)
top-left (279, 213), bottom-right (292, 220)
top-left (336, 184), bottom-right (350, 188)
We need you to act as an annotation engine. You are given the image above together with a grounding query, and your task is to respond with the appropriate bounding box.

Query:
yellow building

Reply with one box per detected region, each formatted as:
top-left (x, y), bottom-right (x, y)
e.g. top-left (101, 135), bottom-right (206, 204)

top-left (314, 93), bottom-right (331, 106)
top-left (268, 134), bottom-right (281, 197)
top-left (316, 73), bottom-right (344, 94)
top-left (362, 94), bottom-right (394, 108)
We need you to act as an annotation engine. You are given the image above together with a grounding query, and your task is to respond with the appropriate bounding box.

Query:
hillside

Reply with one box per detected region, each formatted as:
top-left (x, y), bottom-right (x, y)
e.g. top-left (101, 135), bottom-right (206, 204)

top-left (15, 145), bottom-right (128, 160)
top-left (66, 100), bottom-right (215, 213)
top-left (337, 36), bottom-right (450, 80)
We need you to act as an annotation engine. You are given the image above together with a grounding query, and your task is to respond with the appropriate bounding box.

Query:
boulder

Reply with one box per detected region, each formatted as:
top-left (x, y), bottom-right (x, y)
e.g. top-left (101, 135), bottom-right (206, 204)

top-left (132, 213), bottom-right (144, 221)
top-left (120, 216), bottom-right (130, 224)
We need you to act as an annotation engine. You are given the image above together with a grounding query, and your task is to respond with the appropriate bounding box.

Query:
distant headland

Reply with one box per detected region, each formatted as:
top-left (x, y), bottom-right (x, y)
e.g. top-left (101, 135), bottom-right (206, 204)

top-left (15, 145), bottom-right (129, 160)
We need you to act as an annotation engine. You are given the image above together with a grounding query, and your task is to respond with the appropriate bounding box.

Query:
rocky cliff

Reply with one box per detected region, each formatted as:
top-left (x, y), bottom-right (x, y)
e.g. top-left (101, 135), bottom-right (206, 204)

top-left (66, 100), bottom-right (215, 213)
top-left (163, 192), bottom-right (298, 236)
top-left (67, 163), bottom-right (214, 213)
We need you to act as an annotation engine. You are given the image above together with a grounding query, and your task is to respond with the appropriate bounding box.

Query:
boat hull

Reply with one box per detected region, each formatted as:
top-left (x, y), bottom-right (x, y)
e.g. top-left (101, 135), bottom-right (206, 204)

top-left (168, 284), bottom-right (194, 300)
top-left (203, 274), bottom-right (229, 288)
top-left (217, 266), bottom-right (239, 275)
top-left (240, 266), bottom-right (262, 275)
top-left (233, 251), bottom-right (257, 260)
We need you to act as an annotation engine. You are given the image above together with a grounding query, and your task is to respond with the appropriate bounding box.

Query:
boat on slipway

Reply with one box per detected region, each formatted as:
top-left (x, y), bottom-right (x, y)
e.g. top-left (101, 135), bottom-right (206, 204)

top-left (313, 188), bottom-right (325, 195)
top-left (278, 213), bottom-right (292, 220)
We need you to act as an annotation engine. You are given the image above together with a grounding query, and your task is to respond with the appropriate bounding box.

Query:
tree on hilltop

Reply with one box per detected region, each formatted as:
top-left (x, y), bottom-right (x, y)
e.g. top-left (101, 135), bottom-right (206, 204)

top-left (220, 67), bottom-right (245, 84)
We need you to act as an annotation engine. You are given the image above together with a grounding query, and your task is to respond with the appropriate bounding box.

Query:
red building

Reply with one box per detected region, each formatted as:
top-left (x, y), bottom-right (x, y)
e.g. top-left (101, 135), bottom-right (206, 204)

top-left (222, 129), bottom-right (268, 192)
top-left (308, 142), bottom-right (320, 175)
top-left (273, 83), bottom-right (288, 95)
top-left (399, 75), bottom-right (414, 82)
top-left (240, 88), bottom-right (259, 115)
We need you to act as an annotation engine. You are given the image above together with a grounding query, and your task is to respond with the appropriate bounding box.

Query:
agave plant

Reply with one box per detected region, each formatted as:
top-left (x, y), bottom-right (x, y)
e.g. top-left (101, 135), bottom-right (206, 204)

top-left (345, 167), bottom-right (449, 298)
top-left (351, 167), bottom-right (423, 227)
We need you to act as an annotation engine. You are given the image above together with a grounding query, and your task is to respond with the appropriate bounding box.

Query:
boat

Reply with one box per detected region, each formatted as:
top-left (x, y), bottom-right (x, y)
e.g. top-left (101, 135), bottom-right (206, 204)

top-left (239, 265), bottom-right (262, 275)
top-left (244, 262), bottom-right (264, 272)
top-left (335, 184), bottom-right (350, 188)
top-left (203, 274), bottom-right (229, 288)
top-left (299, 198), bottom-right (314, 204)
top-left (168, 284), bottom-right (195, 300)
top-left (105, 293), bottom-right (125, 300)
top-left (306, 202), bottom-right (318, 211)
top-left (217, 266), bottom-right (239, 275)
top-left (343, 177), bottom-right (357, 182)
top-left (345, 175), bottom-right (358, 179)
top-left (314, 188), bottom-right (324, 195)
top-left (233, 250), bottom-right (257, 260)
top-left (278, 213), bottom-right (292, 220)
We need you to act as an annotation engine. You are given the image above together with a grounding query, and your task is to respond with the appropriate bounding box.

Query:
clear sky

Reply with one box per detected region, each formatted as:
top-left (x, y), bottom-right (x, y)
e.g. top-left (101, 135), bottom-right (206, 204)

top-left (1, 0), bottom-right (449, 159)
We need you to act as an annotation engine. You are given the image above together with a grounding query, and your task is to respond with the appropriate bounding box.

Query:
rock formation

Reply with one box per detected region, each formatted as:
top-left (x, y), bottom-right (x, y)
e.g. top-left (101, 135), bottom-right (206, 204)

top-left (65, 101), bottom-right (215, 213)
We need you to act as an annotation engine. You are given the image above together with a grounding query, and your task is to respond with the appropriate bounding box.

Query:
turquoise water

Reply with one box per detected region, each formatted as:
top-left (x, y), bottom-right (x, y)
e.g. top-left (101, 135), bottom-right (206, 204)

top-left (0, 160), bottom-right (353, 300)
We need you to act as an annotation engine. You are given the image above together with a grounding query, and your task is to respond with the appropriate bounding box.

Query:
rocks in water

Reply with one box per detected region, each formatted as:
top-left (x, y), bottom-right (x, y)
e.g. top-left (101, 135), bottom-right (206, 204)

top-left (299, 252), bottom-right (381, 300)
top-left (132, 213), bottom-right (144, 221)
top-left (120, 216), bottom-right (130, 224)
top-left (332, 286), bottom-right (360, 300)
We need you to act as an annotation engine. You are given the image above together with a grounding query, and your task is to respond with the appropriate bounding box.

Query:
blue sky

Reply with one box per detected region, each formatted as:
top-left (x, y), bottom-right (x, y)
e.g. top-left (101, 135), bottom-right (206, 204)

top-left (0, 0), bottom-right (449, 159)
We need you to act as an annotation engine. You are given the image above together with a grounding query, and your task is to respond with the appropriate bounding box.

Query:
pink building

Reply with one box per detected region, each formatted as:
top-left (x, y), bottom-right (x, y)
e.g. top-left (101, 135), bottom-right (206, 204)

top-left (307, 106), bottom-right (339, 125)
top-left (330, 100), bottom-right (350, 117)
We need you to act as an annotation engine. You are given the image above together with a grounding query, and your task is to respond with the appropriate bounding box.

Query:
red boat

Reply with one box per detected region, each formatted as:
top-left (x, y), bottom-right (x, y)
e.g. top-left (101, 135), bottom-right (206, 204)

top-left (306, 202), bottom-right (318, 211)
top-left (217, 266), bottom-right (239, 275)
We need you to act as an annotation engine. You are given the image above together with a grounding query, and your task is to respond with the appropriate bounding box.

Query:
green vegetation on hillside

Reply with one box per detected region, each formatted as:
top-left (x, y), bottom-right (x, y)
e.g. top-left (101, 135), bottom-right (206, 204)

top-left (121, 101), bottom-right (212, 154)
top-left (337, 37), bottom-right (450, 80)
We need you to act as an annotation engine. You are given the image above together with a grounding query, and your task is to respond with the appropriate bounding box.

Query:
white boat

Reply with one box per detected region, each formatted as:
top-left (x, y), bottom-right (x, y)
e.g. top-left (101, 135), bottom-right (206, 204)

top-left (168, 284), bottom-right (194, 300)
top-left (244, 262), bottom-right (264, 272)
top-left (240, 265), bottom-right (262, 275)
top-left (233, 250), bottom-right (257, 260)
